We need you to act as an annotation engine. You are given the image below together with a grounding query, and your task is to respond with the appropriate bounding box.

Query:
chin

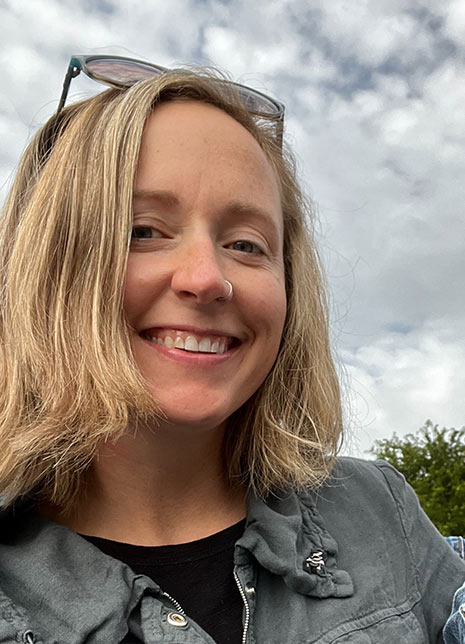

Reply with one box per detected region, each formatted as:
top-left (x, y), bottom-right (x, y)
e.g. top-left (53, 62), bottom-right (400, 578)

top-left (148, 393), bottom-right (238, 434)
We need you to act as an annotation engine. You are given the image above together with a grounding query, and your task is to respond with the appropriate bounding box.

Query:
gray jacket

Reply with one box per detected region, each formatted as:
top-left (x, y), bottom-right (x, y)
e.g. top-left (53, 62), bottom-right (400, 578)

top-left (0, 457), bottom-right (463, 643)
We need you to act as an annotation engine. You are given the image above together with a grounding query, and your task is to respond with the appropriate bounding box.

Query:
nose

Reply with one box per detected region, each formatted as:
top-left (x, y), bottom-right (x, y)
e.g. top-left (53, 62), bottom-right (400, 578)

top-left (170, 237), bottom-right (229, 304)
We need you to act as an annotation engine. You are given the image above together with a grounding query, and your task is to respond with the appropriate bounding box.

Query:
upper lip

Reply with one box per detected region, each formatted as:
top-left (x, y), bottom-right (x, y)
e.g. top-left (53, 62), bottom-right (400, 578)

top-left (141, 325), bottom-right (244, 340)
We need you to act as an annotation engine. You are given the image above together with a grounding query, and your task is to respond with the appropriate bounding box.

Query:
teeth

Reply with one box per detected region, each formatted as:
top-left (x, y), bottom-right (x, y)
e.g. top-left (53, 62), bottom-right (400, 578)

top-left (147, 331), bottom-right (231, 354)
top-left (198, 337), bottom-right (211, 352)
top-left (185, 336), bottom-right (199, 352)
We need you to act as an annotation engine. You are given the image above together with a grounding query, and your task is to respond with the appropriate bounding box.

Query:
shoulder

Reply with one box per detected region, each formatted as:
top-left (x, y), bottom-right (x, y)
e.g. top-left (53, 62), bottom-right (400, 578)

top-left (329, 455), bottom-right (405, 484)
top-left (326, 457), bottom-right (421, 521)
top-left (298, 457), bottom-right (427, 548)
top-left (303, 456), bottom-right (410, 507)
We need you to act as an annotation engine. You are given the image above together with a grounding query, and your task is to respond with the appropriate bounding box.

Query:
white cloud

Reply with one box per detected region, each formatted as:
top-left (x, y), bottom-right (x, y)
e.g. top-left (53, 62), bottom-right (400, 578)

top-left (442, 0), bottom-right (465, 41)
top-left (319, 4), bottom-right (421, 66)
top-left (342, 323), bottom-right (465, 456)
top-left (202, 18), bottom-right (301, 78)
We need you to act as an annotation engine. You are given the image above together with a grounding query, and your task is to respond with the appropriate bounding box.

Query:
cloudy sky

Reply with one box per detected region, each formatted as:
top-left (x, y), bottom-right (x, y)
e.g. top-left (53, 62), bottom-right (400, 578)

top-left (1, 0), bottom-right (464, 456)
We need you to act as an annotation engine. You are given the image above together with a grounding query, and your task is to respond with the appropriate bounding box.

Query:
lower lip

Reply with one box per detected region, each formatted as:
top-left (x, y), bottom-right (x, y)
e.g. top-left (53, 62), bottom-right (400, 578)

top-left (142, 337), bottom-right (240, 365)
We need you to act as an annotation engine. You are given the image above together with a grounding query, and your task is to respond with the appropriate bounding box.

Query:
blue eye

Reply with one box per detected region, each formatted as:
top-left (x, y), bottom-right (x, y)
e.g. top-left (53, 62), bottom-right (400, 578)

top-left (131, 226), bottom-right (154, 239)
top-left (229, 240), bottom-right (261, 254)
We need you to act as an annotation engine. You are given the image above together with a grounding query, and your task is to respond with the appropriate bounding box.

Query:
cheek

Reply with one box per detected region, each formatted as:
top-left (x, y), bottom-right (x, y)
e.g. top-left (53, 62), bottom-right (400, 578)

top-left (252, 274), bottom-right (287, 352)
top-left (122, 256), bottom-right (157, 323)
top-left (122, 257), bottom-right (138, 314)
top-left (244, 285), bottom-right (286, 402)
top-left (122, 284), bottom-right (140, 326)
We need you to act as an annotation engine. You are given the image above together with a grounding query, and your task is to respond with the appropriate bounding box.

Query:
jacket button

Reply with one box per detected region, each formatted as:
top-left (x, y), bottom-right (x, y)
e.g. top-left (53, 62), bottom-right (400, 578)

top-left (167, 612), bottom-right (188, 628)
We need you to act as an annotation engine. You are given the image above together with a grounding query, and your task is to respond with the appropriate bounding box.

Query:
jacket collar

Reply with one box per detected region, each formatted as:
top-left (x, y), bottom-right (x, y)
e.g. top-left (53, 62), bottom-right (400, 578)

top-left (235, 489), bottom-right (354, 598)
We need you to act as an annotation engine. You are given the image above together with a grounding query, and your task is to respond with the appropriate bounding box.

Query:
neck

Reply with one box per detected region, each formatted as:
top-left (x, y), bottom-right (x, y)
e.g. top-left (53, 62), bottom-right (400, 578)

top-left (40, 421), bottom-right (246, 546)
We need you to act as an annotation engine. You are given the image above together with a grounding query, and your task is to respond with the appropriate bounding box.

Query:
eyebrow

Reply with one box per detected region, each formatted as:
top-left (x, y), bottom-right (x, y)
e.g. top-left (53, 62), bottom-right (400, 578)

top-left (133, 189), bottom-right (180, 208)
top-left (222, 200), bottom-right (282, 238)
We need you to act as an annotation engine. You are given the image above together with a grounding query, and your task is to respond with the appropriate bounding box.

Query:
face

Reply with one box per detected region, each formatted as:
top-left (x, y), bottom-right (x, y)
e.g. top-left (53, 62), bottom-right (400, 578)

top-left (124, 100), bottom-right (286, 431)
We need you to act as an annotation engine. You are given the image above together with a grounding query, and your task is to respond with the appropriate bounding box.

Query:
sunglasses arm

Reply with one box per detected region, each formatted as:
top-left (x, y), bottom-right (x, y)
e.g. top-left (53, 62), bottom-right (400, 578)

top-left (276, 116), bottom-right (284, 148)
top-left (56, 64), bottom-right (81, 115)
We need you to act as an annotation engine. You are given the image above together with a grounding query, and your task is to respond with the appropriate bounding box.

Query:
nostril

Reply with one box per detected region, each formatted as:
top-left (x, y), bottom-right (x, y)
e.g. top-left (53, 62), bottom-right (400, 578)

top-left (174, 284), bottom-right (229, 304)
top-left (170, 265), bottom-right (228, 304)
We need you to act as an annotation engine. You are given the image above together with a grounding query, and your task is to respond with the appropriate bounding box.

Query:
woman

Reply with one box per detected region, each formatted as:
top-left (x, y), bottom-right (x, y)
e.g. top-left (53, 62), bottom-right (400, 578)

top-left (0, 55), bottom-right (463, 644)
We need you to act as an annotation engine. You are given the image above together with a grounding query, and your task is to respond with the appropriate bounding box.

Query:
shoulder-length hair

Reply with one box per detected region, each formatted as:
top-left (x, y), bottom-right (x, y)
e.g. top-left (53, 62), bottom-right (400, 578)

top-left (0, 68), bottom-right (342, 508)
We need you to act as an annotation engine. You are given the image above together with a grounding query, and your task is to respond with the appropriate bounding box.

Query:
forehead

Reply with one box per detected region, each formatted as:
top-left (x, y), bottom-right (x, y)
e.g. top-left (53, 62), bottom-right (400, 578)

top-left (135, 101), bottom-right (282, 224)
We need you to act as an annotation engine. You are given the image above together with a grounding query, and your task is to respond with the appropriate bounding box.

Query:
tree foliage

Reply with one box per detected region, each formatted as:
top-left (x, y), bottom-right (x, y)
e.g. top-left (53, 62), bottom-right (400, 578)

top-left (370, 420), bottom-right (465, 535)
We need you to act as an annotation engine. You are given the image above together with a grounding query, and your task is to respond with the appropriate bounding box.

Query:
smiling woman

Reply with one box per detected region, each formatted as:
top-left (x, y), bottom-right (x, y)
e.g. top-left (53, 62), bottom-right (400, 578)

top-left (0, 58), bottom-right (463, 644)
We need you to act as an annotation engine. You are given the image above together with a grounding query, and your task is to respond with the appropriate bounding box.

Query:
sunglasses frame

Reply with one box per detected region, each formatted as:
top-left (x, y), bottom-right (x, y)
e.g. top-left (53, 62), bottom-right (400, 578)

top-left (57, 54), bottom-right (285, 145)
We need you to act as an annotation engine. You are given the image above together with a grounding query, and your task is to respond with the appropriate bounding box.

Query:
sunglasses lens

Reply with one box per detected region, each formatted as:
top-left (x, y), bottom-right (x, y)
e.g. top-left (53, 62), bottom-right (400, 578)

top-left (85, 58), bottom-right (165, 86)
top-left (236, 86), bottom-right (280, 117)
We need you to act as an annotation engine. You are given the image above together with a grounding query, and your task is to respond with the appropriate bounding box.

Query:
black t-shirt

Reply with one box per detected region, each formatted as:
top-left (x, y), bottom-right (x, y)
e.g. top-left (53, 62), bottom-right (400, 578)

top-left (84, 519), bottom-right (246, 644)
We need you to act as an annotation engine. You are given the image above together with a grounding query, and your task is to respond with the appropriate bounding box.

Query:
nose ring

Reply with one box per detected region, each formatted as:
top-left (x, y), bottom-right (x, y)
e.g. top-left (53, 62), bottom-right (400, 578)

top-left (218, 280), bottom-right (233, 301)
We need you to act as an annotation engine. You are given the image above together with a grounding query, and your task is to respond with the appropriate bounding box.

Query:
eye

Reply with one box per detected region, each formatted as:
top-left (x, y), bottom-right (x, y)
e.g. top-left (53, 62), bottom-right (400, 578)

top-left (131, 226), bottom-right (161, 239)
top-left (227, 240), bottom-right (263, 254)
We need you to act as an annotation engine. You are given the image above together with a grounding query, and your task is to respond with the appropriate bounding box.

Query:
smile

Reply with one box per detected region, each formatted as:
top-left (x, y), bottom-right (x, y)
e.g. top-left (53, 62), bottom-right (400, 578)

top-left (142, 329), bottom-right (237, 354)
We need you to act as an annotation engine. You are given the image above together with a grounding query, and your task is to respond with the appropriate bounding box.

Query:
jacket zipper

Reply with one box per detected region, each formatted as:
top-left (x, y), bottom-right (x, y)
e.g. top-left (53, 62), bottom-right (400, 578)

top-left (162, 591), bottom-right (186, 615)
top-left (165, 580), bottom-right (251, 643)
top-left (233, 570), bottom-right (250, 644)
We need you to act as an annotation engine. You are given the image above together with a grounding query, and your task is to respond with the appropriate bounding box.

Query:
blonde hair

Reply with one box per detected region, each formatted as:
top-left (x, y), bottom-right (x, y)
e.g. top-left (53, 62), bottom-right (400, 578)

top-left (0, 68), bottom-right (342, 507)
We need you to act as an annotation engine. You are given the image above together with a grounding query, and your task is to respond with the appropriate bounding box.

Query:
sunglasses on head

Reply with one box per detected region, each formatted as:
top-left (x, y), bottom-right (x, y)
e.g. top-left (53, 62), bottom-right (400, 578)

top-left (57, 54), bottom-right (285, 145)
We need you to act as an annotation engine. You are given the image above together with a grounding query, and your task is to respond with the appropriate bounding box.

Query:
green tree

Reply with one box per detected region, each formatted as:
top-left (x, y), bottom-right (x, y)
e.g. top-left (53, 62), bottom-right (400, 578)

top-left (370, 420), bottom-right (465, 535)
